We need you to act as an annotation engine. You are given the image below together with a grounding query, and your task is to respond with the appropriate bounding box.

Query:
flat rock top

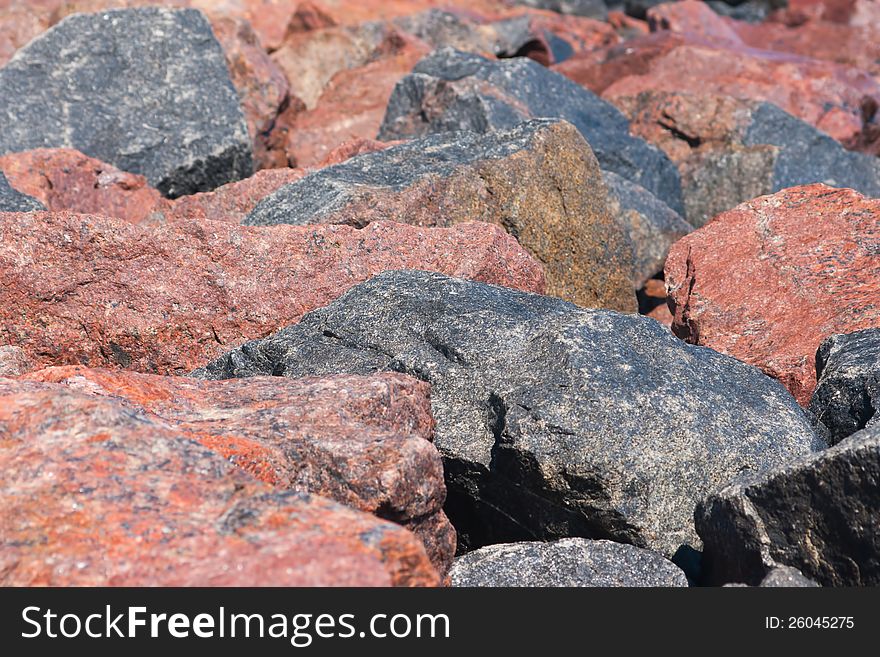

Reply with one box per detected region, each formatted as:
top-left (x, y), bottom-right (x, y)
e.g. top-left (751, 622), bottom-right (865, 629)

top-left (450, 538), bottom-right (688, 587)
top-left (0, 8), bottom-right (252, 197)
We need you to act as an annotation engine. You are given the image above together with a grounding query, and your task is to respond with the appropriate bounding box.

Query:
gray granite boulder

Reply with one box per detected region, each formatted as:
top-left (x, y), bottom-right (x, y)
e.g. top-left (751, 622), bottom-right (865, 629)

top-left (450, 538), bottom-right (688, 587)
top-left (697, 425), bottom-right (880, 586)
top-left (809, 329), bottom-right (880, 446)
top-left (195, 270), bottom-right (823, 565)
top-left (759, 566), bottom-right (820, 588)
top-left (0, 172), bottom-right (43, 212)
top-left (378, 48), bottom-right (683, 214)
top-left (0, 8), bottom-right (252, 198)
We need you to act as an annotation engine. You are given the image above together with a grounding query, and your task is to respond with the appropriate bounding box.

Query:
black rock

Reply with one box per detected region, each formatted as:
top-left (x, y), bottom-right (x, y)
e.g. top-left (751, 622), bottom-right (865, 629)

top-left (195, 270), bottom-right (823, 565)
top-left (697, 425), bottom-right (880, 586)
top-left (0, 8), bottom-right (252, 198)
top-left (706, 0), bottom-right (787, 23)
top-left (512, 0), bottom-right (608, 20)
top-left (602, 170), bottom-right (692, 286)
top-left (809, 329), bottom-right (880, 445)
top-left (449, 538), bottom-right (688, 587)
top-left (0, 172), bottom-right (44, 212)
top-left (378, 48), bottom-right (684, 214)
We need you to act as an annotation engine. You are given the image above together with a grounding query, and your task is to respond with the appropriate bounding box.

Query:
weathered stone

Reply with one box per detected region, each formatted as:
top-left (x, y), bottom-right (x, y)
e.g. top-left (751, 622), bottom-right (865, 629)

top-left (379, 48), bottom-right (683, 214)
top-left (248, 119), bottom-right (634, 311)
top-left (555, 31), bottom-right (880, 149)
top-left (450, 538), bottom-right (688, 587)
top-left (615, 91), bottom-right (880, 226)
top-left (511, 0), bottom-right (608, 20)
top-left (24, 366), bottom-right (454, 574)
top-left (0, 211), bottom-right (544, 375)
top-left (498, 7), bottom-right (620, 64)
top-left (760, 566), bottom-right (821, 587)
top-left (0, 170), bottom-right (43, 212)
top-left (696, 424), bottom-right (880, 586)
top-left (197, 270), bottom-right (823, 563)
top-left (647, 1), bottom-right (744, 44)
top-left (810, 329), bottom-right (880, 445)
top-left (0, 378), bottom-right (439, 586)
top-left (666, 184), bottom-right (880, 406)
top-left (316, 138), bottom-right (396, 167)
top-left (638, 278), bottom-right (673, 327)
top-left (0, 8), bottom-right (252, 197)
top-left (706, 0), bottom-right (781, 22)
top-left (603, 170), bottom-right (691, 286)
top-left (0, 3), bottom-right (51, 67)
top-left (0, 148), bottom-right (163, 223)
top-left (0, 345), bottom-right (34, 377)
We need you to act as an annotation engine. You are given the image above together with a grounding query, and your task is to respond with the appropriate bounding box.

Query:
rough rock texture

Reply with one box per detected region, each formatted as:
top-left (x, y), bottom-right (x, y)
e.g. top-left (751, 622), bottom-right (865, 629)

top-left (0, 170), bottom-right (43, 212)
top-left (0, 345), bottom-right (34, 377)
top-left (603, 170), bottom-right (691, 286)
top-left (247, 119), bottom-right (634, 311)
top-left (810, 329), bottom-right (880, 445)
top-left (0, 211), bottom-right (544, 375)
top-left (0, 8), bottom-right (252, 197)
top-left (197, 270), bottom-right (823, 563)
top-left (317, 138), bottom-right (396, 167)
top-left (24, 366), bottom-right (454, 574)
top-left (379, 48), bottom-right (683, 214)
top-left (554, 31), bottom-right (880, 149)
top-left (512, 0), bottom-right (608, 20)
top-left (614, 91), bottom-right (880, 226)
top-left (696, 424), bottom-right (880, 586)
top-left (0, 148), bottom-right (163, 223)
top-left (666, 184), bottom-right (880, 406)
top-left (759, 566), bottom-right (821, 587)
top-left (647, 1), bottom-right (744, 44)
top-left (638, 278), bottom-right (673, 327)
top-left (449, 538), bottom-right (688, 587)
top-left (0, 3), bottom-right (51, 67)
top-left (0, 377), bottom-right (439, 586)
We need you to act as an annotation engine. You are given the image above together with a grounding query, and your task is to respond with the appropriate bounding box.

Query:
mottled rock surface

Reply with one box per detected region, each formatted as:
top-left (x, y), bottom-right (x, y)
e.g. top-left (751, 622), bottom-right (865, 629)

top-left (603, 170), bottom-right (691, 286)
top-left (512, 1), bottom-right (608, 20)
top-left (0, 345), bottom-right (34, 377)
top-left (0, 148), bottom-right (163, 223)
top-left (197, 270), bottom-right (823, 562)
top-left (0, 212), bottom-right (544, 374)
top-left (697, 425), bottom-right (880, 587)
top-left (666, 185), bottom-right (880, 406)
top-left (247, 119), bottom-right (634, 311)
top-left (24, 366), bottom-right (454, 574)
top-left (810, 329), bottom-right (880, 445)
top-left (0, 378), bottom-right (439, 586)
top-left (450, 538), bottom-right (688, 587)
top-left (379, 48), bottom-right (683, 214)
top-left (0, 8), bottom-right (252, 197)
top-left (0, 170), bottom-right (43, 212)
top-left (760, 566), bottom-right (821, 587)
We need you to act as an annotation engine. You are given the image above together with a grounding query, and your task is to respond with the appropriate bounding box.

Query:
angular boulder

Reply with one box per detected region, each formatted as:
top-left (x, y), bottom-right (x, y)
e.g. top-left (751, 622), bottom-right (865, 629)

top-left (247, 119), bottom-right (634, 311)
top-left (196, 270), bottom-right (823, 562)
top-left (0, 211), bottom-right (544, 374)
top-left (450, 538), bottom-right (688, 587)
top-left (696, 425), bottom-right (880, 586)
top-left (666, 184), bottom-right (880, 406)
top-left (378, 48), bottom-right (683, 214)
top-left (0, 170), bottom-right (43, 212)
top-left (810, 329), bottom-right (880, 445)
top-left (0, 378), bottom-right (438, 586)
top-left (0, 8), bottom-right (253, 197)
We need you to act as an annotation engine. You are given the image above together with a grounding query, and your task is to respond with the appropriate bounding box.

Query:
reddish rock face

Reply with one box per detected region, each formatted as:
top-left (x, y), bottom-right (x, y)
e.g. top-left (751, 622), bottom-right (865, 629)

top-left (0, 148), bottom-right (165, 224)
top-left (0, 4), bottom-right (51, 67)
top-left (665, 184), bottom-right (880, 406)
top-left (0, 378), bottom-right (439, 586)
top-left (646, 1), bottom-right (743, 45)
top-left (0, 211), bottom-right (545, 375)
top-left (23, 366), bottom-right (455, 574)
top-left (316, 137), bottom-right (397, 167)
top-left (0, 345), bottom-right (34, 377)
top-left (555, 31), bottom-right (880, 148)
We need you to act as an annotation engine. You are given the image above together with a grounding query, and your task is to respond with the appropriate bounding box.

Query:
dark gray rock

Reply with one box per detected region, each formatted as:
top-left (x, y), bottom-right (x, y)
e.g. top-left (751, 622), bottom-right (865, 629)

top-left (602, 170), bottom-right (691, 287)
top-left (809, 329), bottom-right (880, 446)
top-left (0, 172), bottom-right (44, 212)
top-left (760, 566), bottom-right (820, 588)
top-left (378, 48), bottom-right (683, 214)
top-left (697, 425), bottom-right (880, 586)
top-left (512, 0), bottom-right (608, 20)
top-left (450, 538), bottom-right (688, 587)
top-left (195, 270), bottom-right (823, 564)
top-left (706, 0), bottom-right (787, 23)
top-left (0, 8), bottom-right (252, 198)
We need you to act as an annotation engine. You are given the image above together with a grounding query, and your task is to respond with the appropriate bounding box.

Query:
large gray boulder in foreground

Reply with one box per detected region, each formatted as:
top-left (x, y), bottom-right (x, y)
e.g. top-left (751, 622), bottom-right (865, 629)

top-left (809, 329), bottom-right (880, 445)
top-left (0, 8), bottom-right (252, 197)
top-left (0, 171), bottom-right (43, 212)
top-left (697, 425), bottom-right (880, 586)
top-left (450, 538), bottom-right (688, 587)
top-left (196, 270), bottom-right (823, 564)
top-left (378, 48), bottom-right (683, 214)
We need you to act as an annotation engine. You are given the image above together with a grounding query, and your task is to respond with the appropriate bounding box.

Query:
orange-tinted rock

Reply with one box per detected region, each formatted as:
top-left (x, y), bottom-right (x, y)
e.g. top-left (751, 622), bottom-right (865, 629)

top-left (638, 278), bottom-right (673, 328)
top-left (0, 378), bottom-right (439, 586)
top-left (646, 1), bottom-right (743, 45)
top-left (0, 148), bottom-right (164, 223)
top-left (316, 138), bottom-right (397, 167)
top-left (0, 4), bottom-right (51, 67)
top-left (665, 184), bottom-right (880, 406)
top-left (24, 366), bottom-right (455, 574)
top-left (0, 211), bottom-right (545, 375)
top-left (607, 10), bottom-right (651, 37)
